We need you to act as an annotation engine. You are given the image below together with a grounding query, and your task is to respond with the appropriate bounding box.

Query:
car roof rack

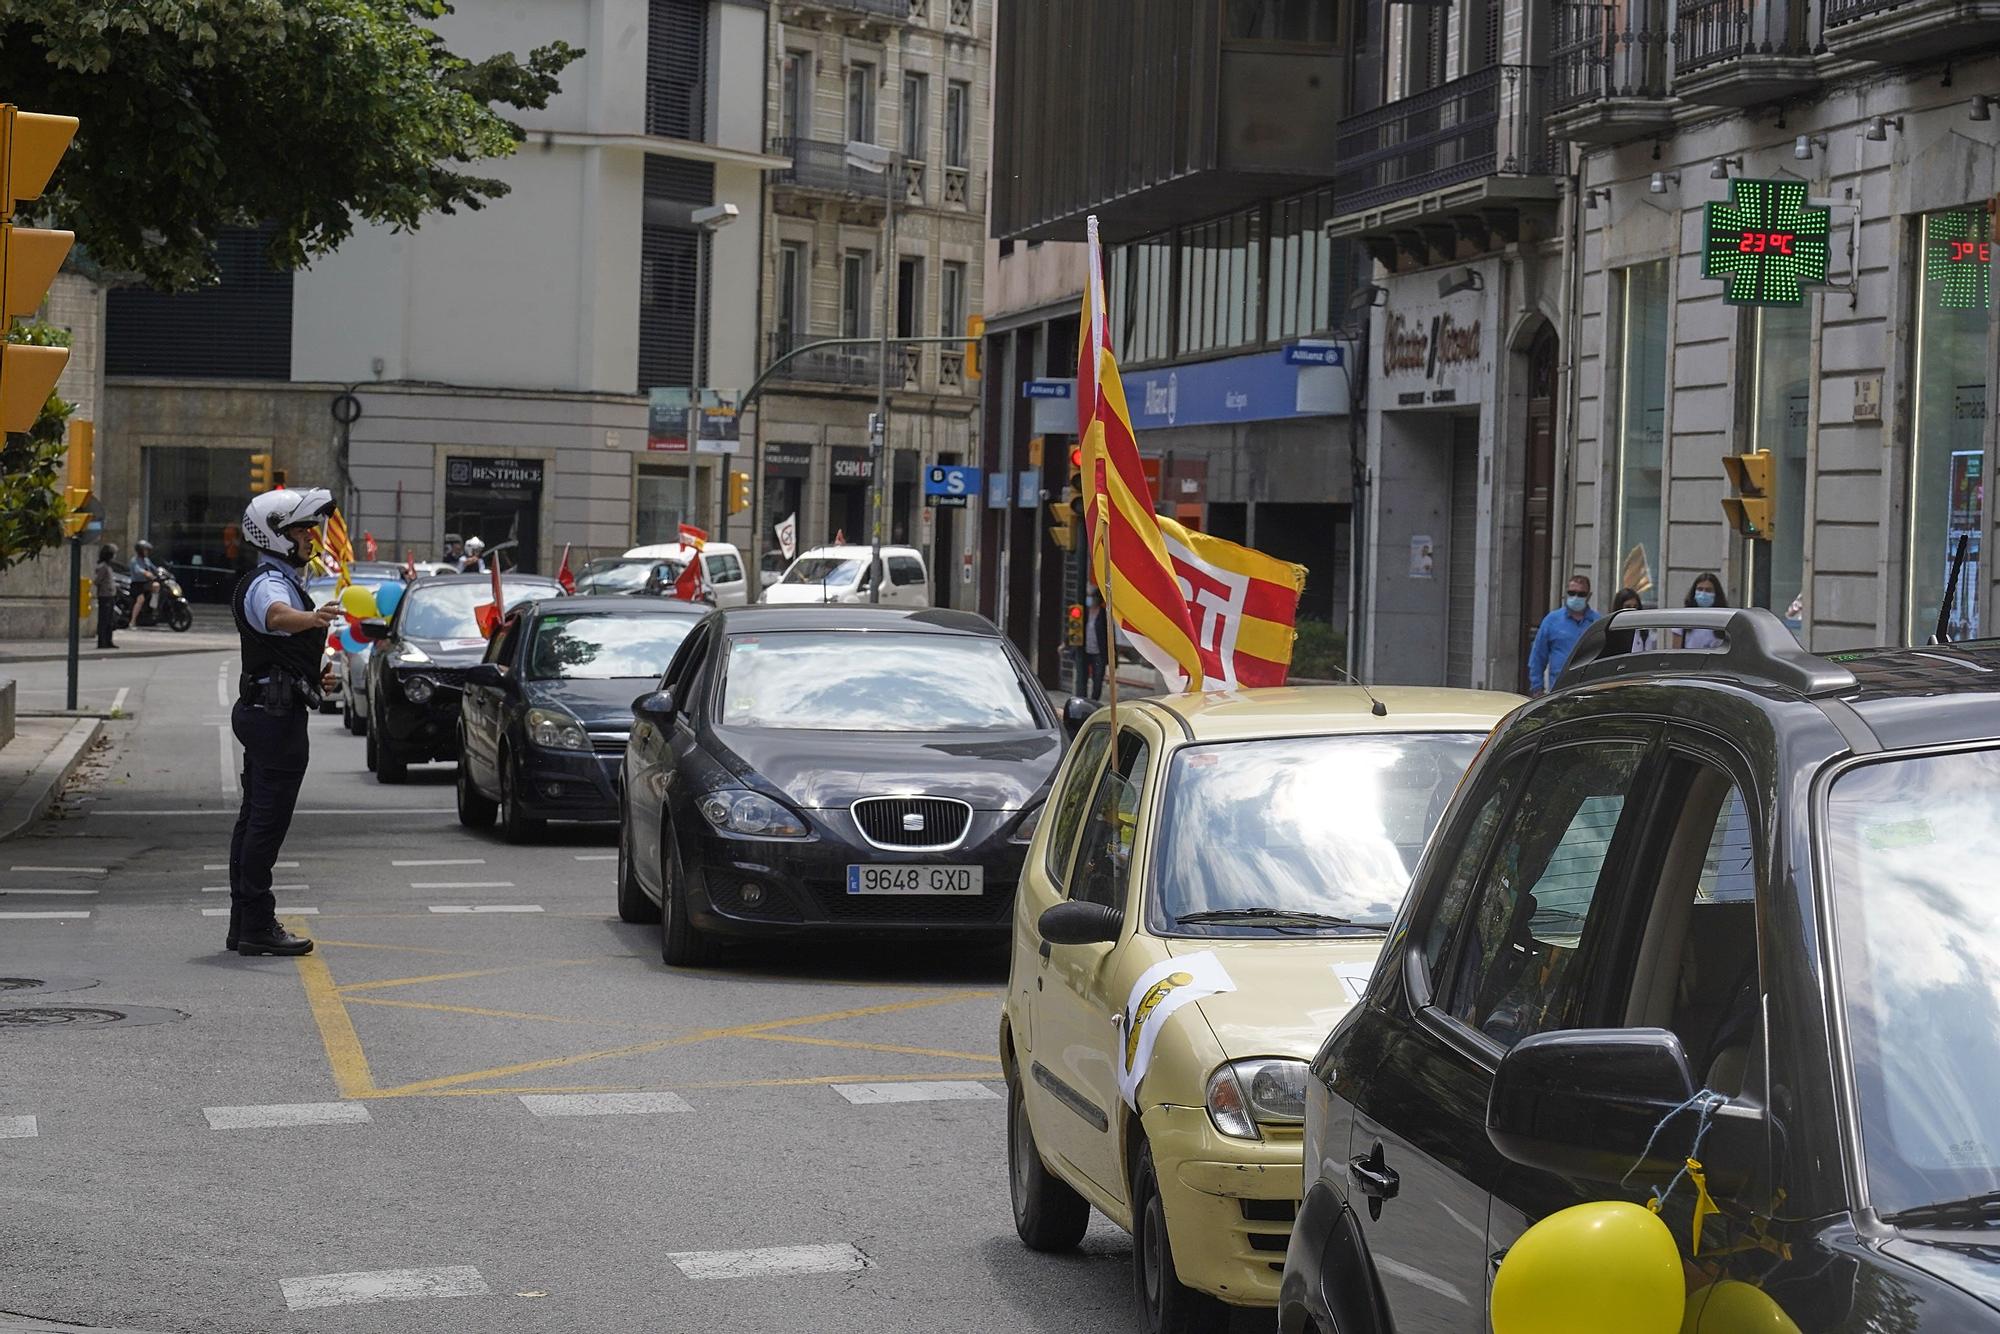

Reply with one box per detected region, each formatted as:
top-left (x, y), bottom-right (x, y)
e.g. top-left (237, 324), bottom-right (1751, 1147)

top-left (1560, 606), bottom-right (1858, 697)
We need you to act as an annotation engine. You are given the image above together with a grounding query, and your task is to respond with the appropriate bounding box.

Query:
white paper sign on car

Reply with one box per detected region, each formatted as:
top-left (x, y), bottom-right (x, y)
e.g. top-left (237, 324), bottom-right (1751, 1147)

top-left (1118, 952), bottom-right (1236, 1111)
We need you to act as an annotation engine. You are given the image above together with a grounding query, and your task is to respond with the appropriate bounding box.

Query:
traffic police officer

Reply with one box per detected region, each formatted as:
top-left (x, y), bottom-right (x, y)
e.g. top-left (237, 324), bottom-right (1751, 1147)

top-left (227, 487), bottom-right (341, 957)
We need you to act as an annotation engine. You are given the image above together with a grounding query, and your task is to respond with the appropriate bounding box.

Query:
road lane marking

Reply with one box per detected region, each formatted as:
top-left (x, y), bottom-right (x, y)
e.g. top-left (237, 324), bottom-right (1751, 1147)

top-left (347, 995), bottom-right (647, 1027)
top-left (203, 1102), bottom-right (371, 1130)
top-left (111, 686), bottom-right (130, 714)
top-left (394, 859), bottom-right (487, 867)
top-left (411, 881), bottom-right (515, 890)
top-left (426, 904), bottom-right (541, 913)
top-left (9, 865), bottom-right (106, 875)
top-left (293, 935), bottom-right (378, 1100)
top-left (281, 1266), bottom-right (490, 1311)
top-left (93, 807), bottom-right (455, 816)
top-left (206, 862), bottom-right (297, 871)
top-left (831, 1081), bottom-right (1001, 1105)
top-left (202, 882), bottom-right (306, 892)
top-left (203, 906), bottom-right (318, 916)
top-left (216, 663), bottom-right (229, 709)
top-left (665, 1244), bottom-right (872, 1281)
top-left (218, 724), bottom-right (235, 794)
top-left (573, 854), bottom-right (616, 862)
top-left (0, 1115), bottom-right (37, 1138)
top-left (742, 1031), bottom-right (998, 1063)
top-left (334, 960), bottom-right (599, 994)
top-left (0, 911), bottom-right (89, 919)
top-left (518, 1092), bottom-right (694, 1117)
top-left (0, 889), bottom-right (98, 897)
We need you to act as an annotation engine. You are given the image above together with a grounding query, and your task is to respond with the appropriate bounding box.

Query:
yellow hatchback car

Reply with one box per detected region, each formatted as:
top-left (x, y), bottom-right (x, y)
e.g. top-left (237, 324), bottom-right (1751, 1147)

top-left (1000, 686), bottom-right (1519, 1334)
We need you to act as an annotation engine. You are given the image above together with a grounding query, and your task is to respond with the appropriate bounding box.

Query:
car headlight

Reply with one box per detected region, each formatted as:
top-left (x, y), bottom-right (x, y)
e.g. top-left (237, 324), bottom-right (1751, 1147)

top-left (1010, 801), bottom-right (1045, 844)
top-left (526, 707), bottom-right (589, 751)
top-left (1205, 1058), bottom-right (1310, 1141)
top-left (697, 789), bottom-right (809, 839)
top-left (403, 674), bottom-right (436, 704)
top-left (397, 643), bottom-right (431, 665)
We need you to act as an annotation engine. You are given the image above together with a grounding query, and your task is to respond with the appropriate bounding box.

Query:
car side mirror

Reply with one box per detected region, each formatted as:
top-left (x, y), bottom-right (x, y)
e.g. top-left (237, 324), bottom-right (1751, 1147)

top-left (1061, 696), bottom-right (1097, 738)
top-left (1487, 1028), bottom-right (1705, 1184)
top-left (1038, 900), bottom-right (1122, 947)
top-left (466, 663), bottom-right (507, 690)
top-left (633, 687), bottom-right (677, 723)
top-left (357, 617), bottom-right (391, 642)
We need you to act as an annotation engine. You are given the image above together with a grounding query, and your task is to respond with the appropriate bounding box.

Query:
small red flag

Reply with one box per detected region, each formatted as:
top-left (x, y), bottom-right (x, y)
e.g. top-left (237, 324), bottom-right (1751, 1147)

top-left (673, 557), bottom-right (705, 603)
top-left (678, 522), bottom-right (708, 549)
top-left (556, 544), bottom-right (576, 595)
top-left (403, 550), bottom-right (416, 580)
top-left (362, 531), bottom-right (378, 560)
top-left (475, 548), bottom-right (505, 637)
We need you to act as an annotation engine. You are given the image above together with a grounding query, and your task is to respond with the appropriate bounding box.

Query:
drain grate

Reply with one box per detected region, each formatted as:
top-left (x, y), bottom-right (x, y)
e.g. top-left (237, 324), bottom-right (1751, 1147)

top-left (0, 1004), bottom-right (185, 1030)
top-left (0, 975), bottom-right (99, 996)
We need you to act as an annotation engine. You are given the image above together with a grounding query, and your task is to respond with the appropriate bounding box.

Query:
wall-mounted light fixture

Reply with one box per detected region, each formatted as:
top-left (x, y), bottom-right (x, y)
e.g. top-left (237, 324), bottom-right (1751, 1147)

top-left (1971, 95), bottom-right (1992, 122)
top-left (1649, 171), bottom-right (1680, 195)
top-left (1863, 115), bottom-right (1902, 141)
top-left (1437, 268), bottom-right (1485, 299)
top-left (1347, 282), bottom-right (1388, 311)
top-left (1710, 155), bottom-right (1743, 180)
top-left (1794, 134), bottom-right (1828, 161)
top-left (1584, 186), bottom-right (1612, 210)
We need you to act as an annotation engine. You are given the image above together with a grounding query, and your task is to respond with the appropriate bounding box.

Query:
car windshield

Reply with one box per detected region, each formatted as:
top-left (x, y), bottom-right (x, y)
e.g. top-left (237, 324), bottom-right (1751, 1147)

top-left (1154, 732), bottom-right (1486, 932)
top-left (580, 560), bottom-right (673, 592)
top-left (399, 581), bottom-right (559, 640)
top-left (524, 612), bottom-right (695, 680)
top-left (308, 577), bottom-right (399, 609)
top-left (782, 557), bottom-right (864, 587)
top-left (1825, 745), bottom-right (2000, 1220)
top-left (720, 631), bottom-right (1039, 732)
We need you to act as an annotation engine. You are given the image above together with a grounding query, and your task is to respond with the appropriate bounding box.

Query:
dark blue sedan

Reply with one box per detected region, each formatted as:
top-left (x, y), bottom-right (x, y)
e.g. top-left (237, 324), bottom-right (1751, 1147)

top-left (455, 596), bottom-right (706, 841)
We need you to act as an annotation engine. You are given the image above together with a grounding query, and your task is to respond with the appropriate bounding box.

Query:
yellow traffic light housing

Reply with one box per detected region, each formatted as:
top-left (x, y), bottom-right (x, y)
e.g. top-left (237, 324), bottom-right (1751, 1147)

top-left (0, 105), bottom-right (78, 434)
top-left (1066, 603), bottom-right (1085, 647)
top-left (728, 470), bottom-right (751, 515)
top-left (1721, 450), bottom-right (1776, 541)
top-left (61, 418), bottom-right (92, 536)
top-left (250, 452), bottom-right (274, 493)
top-left (965, 314), bottom-right (985, 381)
top-left (1048, 499), bottom-right (1077, 550)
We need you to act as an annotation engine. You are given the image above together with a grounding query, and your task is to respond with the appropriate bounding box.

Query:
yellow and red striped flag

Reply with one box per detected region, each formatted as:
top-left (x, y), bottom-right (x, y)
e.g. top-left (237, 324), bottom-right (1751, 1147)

top-left (1157, 516), bottom-right (1306, 688)
top-left (325, 509), bottom-right (356, 589)
top-left (1078, 217), bottom-right (1206, 691)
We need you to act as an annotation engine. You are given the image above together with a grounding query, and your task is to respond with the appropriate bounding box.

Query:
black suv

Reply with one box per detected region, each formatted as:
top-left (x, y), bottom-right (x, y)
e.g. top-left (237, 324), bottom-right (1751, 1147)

top-left (1282, 608), bottom-right (2000, 1333)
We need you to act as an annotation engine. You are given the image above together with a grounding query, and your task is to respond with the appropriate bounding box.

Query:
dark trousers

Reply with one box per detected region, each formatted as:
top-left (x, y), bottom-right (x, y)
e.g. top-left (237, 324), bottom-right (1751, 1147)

top-left (95, 599), bottom-right (116, 647)
top-left (229, 700), bottom-right (309, 936)
top-left (1084, 651), bottom-right (1105, 700)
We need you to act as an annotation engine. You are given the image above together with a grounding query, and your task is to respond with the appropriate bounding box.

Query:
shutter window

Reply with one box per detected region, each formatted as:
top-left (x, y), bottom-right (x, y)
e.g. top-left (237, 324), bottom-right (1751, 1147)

top-left (105, 226), bottom-right (294, 380)
top-left (647, 0), bottom-right (708, 139)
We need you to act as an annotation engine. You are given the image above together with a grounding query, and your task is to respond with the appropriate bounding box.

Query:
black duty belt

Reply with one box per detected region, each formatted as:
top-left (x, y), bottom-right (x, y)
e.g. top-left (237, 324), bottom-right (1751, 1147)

top-left (239, 671), bottom-right (322, 713)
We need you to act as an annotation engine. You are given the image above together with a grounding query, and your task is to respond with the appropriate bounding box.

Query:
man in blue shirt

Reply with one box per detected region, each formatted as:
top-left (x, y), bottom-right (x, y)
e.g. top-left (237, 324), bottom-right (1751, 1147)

top-left (1526, 574), bottom-right (1601, 695)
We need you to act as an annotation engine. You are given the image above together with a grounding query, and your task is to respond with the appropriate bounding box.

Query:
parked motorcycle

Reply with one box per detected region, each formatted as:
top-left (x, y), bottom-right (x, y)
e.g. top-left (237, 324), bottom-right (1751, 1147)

top-left (113, 571), bottom-right (195, 632)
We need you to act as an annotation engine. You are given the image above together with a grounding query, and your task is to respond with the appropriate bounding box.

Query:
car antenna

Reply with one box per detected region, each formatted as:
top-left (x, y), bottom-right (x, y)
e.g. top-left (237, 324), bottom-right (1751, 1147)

top-left (1322, 663), bottom-right (1388, 716)
top-left (1932, 533), bottom-right (1970, 645)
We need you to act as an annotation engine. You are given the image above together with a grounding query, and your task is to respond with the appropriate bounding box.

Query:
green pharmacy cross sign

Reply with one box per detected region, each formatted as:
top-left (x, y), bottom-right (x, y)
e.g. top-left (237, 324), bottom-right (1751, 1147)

top-left (1924, 208), bottom-right (1993, 310)
top-left (1702, 179), bottom-right (1832, 307)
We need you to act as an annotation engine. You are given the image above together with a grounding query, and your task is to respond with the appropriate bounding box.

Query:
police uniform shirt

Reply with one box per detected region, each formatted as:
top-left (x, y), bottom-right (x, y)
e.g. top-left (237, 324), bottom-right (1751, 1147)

top-left (243, 553), bottom-right (312, 639)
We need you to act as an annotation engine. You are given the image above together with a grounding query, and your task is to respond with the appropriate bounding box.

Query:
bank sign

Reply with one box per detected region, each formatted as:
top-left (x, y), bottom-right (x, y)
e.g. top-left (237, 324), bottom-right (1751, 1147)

top-left (1122, 345), bottom-right (1349, 432)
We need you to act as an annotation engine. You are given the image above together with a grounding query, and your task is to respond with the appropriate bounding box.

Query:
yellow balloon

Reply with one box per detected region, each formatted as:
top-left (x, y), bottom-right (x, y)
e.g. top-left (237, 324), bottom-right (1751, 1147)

top-left (339, 584), bottom-right (380, 619)
top-left (1682, 1281), bottom-right (1802, 1334)
top-left (1491, 1202), bottom-right (1684, 1334)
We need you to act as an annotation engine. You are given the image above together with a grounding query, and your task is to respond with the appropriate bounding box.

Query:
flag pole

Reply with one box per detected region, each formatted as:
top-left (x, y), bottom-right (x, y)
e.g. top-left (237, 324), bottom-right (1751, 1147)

top-left (1100, 465), bottom-right (1116, 734)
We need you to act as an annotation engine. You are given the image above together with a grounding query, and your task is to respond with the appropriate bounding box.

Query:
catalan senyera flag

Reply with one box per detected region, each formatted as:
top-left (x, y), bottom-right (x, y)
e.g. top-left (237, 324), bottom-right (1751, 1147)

top-left (326, 509), bottom-right (356, 590)
top-left (1158, 516), bottom-right (1307, 688)
top-left (1078, 217), bottom-right (1206, 691)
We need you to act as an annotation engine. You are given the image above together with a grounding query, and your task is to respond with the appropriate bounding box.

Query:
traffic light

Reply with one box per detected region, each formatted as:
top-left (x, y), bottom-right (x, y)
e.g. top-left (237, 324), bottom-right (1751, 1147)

top-left (964, 314), bottom-right (985, 381)
top-left (1721, 450), bottom-right (1776, 540)
top-left (728, 470), bottom-right (751, 515)
top-left (0, 104), bottom-right (78, 434)
top-left (250, 452), bottom-right (274, 493)
top-left (1049, 445), bottom-right (1085, 550)
top-left (272, 468), bottom-right (287, 489)
top-left (1066, 603), bottom-right (1085, 647)
top-left (61, 418), bottom-right (91, 537)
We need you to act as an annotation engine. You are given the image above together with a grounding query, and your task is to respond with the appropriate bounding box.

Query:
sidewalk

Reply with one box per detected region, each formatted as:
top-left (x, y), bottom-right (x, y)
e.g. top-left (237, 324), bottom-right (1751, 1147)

top-left (0, 614), bottom-right (236, 665)
top-left (0, 714), bottom-right (103, 841)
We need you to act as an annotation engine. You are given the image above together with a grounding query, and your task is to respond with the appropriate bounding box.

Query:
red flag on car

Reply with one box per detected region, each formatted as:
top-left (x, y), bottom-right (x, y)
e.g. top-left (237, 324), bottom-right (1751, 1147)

top-left (474, 548), bottom-right (504, 637)
top-left (556, 544), bottom-right (577, 595)
top-left (673, 556), bottom-right (705, 603)
top-left (362, 531), bottom-right (378, 560)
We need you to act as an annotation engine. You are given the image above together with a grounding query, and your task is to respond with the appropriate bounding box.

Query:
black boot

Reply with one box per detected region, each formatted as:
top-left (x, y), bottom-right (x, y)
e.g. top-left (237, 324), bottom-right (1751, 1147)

top-left (236, 924), bottom-right (314, 957)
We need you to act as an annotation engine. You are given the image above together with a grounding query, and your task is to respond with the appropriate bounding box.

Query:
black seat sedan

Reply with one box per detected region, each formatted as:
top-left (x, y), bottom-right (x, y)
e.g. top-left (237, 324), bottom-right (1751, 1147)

top-left (361, 573), bottom-right (562, 782)
top-left (456, 596), bottom-right (704, 841)
top-left (617, 605), bottom-right (1063, 965)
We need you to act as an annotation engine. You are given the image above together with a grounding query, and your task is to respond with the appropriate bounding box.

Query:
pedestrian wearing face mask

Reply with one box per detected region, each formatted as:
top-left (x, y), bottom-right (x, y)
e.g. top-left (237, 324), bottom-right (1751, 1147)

top-left (1526, 574), bottom-right (1600, 696)
top-left (1678, 572), bottom-right (1729, 649)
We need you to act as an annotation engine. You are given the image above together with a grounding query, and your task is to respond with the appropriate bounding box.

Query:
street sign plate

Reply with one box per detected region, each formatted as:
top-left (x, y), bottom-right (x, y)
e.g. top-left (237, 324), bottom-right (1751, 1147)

top-left (1022, 379), bottom-right (1074, 400)
top-left (1016, 468), bottom-right (1041, 508)
top-left (1283, 342), bottom-right (1344, 367)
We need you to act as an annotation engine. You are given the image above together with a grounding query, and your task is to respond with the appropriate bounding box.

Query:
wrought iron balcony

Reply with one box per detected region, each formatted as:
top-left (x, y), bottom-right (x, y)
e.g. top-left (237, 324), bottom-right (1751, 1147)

top-left (1328, 63), bottom-right (1560, 230)
top-left (768, 138), bottom-right (896, 201)
top-left (1550, 1), bottom-right (1676, 144)
top-left (1823, 0), bottom-right (2000, 63)
top-left (787, 0), bottom-right (906, 18)
top-left (766, 333), bottom-right (884, 388)
top-left (1672, 0), bottom-right (1817, 105)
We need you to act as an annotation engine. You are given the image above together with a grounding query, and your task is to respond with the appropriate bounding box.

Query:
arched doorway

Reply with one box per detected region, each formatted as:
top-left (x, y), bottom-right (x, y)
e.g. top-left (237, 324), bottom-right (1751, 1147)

top-left (1518, 325), bottom-right (1560, 692)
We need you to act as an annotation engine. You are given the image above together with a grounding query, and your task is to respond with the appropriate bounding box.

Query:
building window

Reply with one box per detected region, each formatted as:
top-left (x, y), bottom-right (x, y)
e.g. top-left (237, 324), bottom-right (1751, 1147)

top-left (841, 251), bottom-right (872, 337)
top-left (1225, 0), bottom-right (1337, 43)
top-left (1177, 206), bottom-right (1263, 358)
top-left (944, 81), bottom-right (971, 169)
top-left (1109, 231), bottom-right (1174, 365)
top-left (636, 470), bottom-right (694, 545)
top-left (1745, 305), bottom-right (1811, 624)
top-left (647, 0), bottom-right (707, 140)
top-left (1905, 207), bottom-right (1995, 641)
top-left (902, 73), bottom-right (928, 161)
top-left (1611, 259), bottom-right (1669, 601)
top-left (776, 242), bottom-right (808, 351)
top-left (939, 260), bottom-right (966, 337)
top-left (637, 156), bottom-right (715, 392)
top-left (1266, 187), bottom-right (1354, 341)
top-left (781, 51), bottom-right (809, 142)
top-left (896, 257), bottom-right (924, 339)
top-left (105, 226), bottom-right (295, 380)
top-left (847, 65), bottom-right (877, 144)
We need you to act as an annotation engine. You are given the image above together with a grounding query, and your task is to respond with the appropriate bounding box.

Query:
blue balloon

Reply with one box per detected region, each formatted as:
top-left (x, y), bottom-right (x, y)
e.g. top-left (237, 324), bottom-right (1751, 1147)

top-left (373, 581), bottom-right (404, 617)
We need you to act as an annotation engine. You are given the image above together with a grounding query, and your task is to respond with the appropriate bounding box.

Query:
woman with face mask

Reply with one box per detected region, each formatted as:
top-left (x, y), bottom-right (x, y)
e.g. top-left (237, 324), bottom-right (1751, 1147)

top-left (1602, 587), bottom-right (1647, 655)
top-left (1681, 572), bottom-right (1729, 649)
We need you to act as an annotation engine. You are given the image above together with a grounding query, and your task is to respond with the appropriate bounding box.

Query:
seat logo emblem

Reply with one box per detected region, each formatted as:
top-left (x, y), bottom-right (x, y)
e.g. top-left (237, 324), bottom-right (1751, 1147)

top-left (902, 812), bottom-right (925, 832)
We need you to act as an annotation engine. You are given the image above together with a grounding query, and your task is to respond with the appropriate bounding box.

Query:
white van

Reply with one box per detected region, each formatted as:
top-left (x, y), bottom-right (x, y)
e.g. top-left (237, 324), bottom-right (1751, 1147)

top-left (622, 541), bottom-right (751, 607)
top-left (762, 545), bottom-right (930, 607)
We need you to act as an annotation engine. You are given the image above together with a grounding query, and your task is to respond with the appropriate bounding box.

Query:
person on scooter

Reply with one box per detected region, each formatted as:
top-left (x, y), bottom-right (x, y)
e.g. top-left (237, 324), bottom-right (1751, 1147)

top-left (459, 535), bottom-right (486, 573)
top-left (126, 539), bottom-right (161, 628)
top-left (227, 487), bottom-right (341, 958)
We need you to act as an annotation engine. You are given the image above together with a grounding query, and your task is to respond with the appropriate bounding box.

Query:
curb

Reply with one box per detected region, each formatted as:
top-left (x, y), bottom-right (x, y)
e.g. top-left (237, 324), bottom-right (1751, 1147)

top-left (0, 716), bottom-right (104, 842)
top-left (0, 641), bottom-right (234, 666)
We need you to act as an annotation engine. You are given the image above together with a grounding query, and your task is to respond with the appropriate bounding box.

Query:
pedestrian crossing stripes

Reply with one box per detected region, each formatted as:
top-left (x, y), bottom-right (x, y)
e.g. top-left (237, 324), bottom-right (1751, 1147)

top-left (204, 1102), bottom-right (371, 1130)
top-left (410, 881), bottom-right (515, 890)
top-left (201, 906), bottom-right (318, 917)
top-left (427, 905), bottom-right (542, 913)
top-left (0, 1116), bottom-right (38, 1139)
top-left (0, 910), bottom-right (89, 920)
top-left (205, 862), bottom-right (297, 871)
top-left (281, 1266), bottom-right (489, 1310)
top-left (665, 1243), bottom-right (873, 1281)
top-left (831, 1081), bottom-right (1000, 1106)
top-left (518, 1092), bottom-right (694, 1118)
top-left (0, 888), bottom-right (98, 896)
top-left (393, 859), bottom-right (486, 867)
top-left (9, 865), bottom-right (106, 875)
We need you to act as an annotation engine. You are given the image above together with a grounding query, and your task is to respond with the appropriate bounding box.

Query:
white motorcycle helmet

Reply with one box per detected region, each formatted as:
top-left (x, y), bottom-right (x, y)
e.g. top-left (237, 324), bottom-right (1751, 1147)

top-left (463, 536), bottom-right (486, 558)
top-left (242, 488), bottom-right (337, 566)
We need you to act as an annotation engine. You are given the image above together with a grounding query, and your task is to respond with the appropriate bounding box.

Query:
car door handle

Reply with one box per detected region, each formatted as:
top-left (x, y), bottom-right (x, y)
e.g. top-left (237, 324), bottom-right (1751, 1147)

top-left (1348, 1154), bottom-right (1400, 1200)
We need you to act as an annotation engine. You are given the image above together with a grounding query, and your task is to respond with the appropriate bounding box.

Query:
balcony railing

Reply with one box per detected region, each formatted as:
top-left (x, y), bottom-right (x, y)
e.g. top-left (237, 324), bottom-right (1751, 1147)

top-left (1333, 65), bottom-right (1554, 216)
top-left (1552, 0), bottom-right (1671, 109)
top-left (795, 0), bottom-right (905, 17)
top-left (938, 348), bottom-right (966, 391)
top-left (767, 333), bottom-right (884, 387)
top-left (769, 138), bottom-right (893, 199)
top-left (903, 159), bottom-right (928, 206)
top-left (1824, 0), bottom-right (1901, 16)
top-left (1675, 0), bottom-right (1810, 73)
top-left (900, 345), bottom-right (923, 390)
top-left (943, 165), bottom-right (970, 208)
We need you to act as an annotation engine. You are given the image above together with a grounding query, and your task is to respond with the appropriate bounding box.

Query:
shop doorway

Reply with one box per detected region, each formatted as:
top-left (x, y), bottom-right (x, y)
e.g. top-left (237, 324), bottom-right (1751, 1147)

top-left (143, 445), bottom-right (258, 601)
top-left (445, 456), bottom-right (543, 573)
top-left (1519, 325), bottom-right (1559, 691)
top-left (829, 446), bottom-right (872, 544)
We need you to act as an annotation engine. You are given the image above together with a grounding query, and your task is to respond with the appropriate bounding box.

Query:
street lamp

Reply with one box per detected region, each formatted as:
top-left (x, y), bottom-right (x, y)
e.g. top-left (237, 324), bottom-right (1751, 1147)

top-left (689, 202), bottom-right (739, 539)
top-left (844, 138), bottom-right (897, 603)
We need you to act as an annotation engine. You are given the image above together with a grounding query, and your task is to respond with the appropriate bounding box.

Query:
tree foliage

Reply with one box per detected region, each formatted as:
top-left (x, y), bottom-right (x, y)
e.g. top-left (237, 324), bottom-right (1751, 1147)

top-left (0, 0), bottom-right (582, 289)
top-left (0, 320), bottom-right (75, 572)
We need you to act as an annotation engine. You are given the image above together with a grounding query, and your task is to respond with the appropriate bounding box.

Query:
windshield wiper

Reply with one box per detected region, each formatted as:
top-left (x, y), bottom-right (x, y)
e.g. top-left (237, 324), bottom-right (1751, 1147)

top-left (1174, 908), bottom-right (1380, 931)
top-left (1882, 1191), bottom-right (2000, 1228)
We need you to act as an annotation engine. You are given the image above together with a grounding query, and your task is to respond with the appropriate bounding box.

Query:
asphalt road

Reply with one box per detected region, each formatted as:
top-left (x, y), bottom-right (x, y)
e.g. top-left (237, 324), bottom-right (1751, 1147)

top-left (0, 648), bottom-right (1267, 1333)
